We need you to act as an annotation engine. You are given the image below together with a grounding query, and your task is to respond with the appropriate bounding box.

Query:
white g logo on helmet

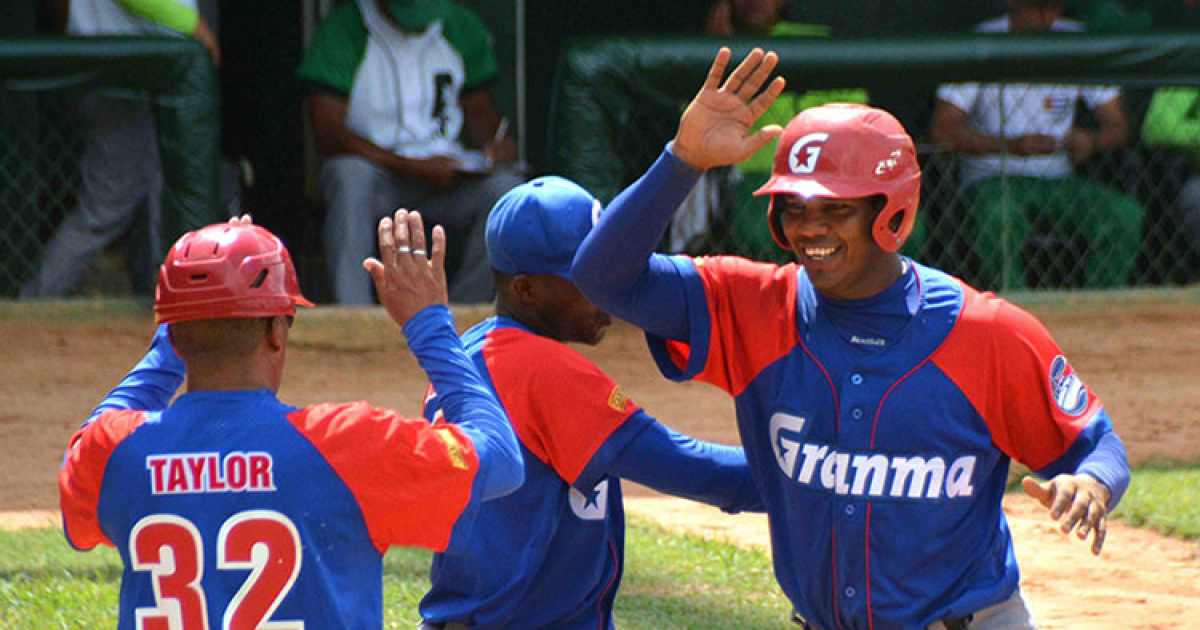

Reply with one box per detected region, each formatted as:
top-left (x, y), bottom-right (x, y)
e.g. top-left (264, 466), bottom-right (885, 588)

top-left (789, 132), bottom-right (830, 174)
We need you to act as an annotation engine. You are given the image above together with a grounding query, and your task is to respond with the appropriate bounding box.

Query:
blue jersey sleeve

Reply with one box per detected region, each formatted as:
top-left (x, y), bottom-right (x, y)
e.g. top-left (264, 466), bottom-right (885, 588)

top-left (1076, 428), bottom-right (1130, 511)
top-left (402, 305), bottom-right (523, 500)
top-left (583, 411), bottom-right (764, 514)
top-left (85, 324), bottom-right (185, 425)
top-left (572, 144), bottom-right (704, 341)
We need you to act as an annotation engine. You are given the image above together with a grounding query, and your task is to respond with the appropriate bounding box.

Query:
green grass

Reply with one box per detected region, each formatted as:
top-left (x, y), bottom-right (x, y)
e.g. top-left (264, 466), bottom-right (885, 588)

top-left (0, 516), bottom-right (785, 629)
top-left (3, 464), bottom-right (1193, 628)
top-left (1110, 461), bottom-right (1200, 540)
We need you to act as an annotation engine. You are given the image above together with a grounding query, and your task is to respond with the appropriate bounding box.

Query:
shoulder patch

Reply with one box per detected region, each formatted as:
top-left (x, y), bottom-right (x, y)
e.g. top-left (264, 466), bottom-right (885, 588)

top-left (607, 386), bottom-right (629, 413)
top-left (1049, 355), bottom-right (1089, 416)
top-left (434, 427), bottom-right (469, 470)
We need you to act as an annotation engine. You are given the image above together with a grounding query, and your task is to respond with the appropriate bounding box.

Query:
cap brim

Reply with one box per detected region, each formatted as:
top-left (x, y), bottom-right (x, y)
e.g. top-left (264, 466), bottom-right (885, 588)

top-left (754, 175), bottom-right (877, 200)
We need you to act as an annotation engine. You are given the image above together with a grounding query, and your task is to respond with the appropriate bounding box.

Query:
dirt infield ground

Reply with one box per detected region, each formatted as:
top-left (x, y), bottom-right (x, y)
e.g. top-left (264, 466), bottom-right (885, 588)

top-left (2, 290), bottom-right (1199, 628)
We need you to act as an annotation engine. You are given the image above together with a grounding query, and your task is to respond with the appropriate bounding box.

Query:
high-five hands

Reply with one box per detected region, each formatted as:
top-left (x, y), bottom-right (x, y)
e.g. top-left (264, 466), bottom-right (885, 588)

top-left (673, 47), bottom-right (788, 170)
top-left (363, 209), bottom-right (449, 328)
top-left (1022, 474), bottom-right (1111, 556)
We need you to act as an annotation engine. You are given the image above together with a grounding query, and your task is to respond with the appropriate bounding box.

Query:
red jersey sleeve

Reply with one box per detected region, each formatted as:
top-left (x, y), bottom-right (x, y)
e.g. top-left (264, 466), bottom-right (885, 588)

top-left (288, 402), bottom-right (480, 552)
top-left (59, 410), bottom-right (149, 550)
top-left (666, 256), bottom-right (799, 396)
top-left (931, 288), bottom-right (1104, 470)
top-left (483, 328), bottom-right (638, 485)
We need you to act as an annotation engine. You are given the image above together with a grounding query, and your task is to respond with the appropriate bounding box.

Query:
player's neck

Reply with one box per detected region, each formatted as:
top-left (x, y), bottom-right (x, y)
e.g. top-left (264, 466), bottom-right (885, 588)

top-left (183, 356), bottom-right (281, 393)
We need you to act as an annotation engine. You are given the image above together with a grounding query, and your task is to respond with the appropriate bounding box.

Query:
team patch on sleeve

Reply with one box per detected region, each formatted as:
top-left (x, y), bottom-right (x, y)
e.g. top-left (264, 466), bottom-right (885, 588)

top-left (434, 427), bottom-right (469, 470)
top-left (1049, 355), bottom-right (1089, 416)
top-left (607, 386), bottom-right (629, 413)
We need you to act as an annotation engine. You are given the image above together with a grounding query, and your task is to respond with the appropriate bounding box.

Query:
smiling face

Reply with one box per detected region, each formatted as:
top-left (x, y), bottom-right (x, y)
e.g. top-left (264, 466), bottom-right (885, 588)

top-left (777, 194), bottom-right (904, 300)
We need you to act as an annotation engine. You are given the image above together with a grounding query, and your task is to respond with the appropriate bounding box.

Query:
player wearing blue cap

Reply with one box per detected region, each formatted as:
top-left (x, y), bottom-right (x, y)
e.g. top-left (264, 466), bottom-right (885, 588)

top-left (59, 213), bottom-right (523, 628)
top-left (571, 48), bottom-right (1130, 630)
top-left (417, 176), bottom-right (764, 629)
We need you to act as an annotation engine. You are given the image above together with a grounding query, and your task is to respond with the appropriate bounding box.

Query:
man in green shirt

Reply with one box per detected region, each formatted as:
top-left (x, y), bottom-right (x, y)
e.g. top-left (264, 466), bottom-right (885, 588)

top-left (298, 0), bottom-right (522, 304)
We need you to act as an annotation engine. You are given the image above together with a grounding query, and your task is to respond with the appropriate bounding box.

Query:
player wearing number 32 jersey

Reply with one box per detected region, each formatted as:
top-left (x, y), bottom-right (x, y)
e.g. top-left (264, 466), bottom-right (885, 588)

top-left (59, 215), bottom-right (523, 628)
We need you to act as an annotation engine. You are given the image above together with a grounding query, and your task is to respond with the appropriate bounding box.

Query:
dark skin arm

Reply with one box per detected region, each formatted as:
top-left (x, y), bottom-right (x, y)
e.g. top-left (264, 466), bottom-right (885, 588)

top-left (460, 87), bottom-right (517, 162)
top-left (930, 99), bottom-right (1056, 157)
top-left (307, 86), bottom-right (516, 187)
top-left (1062, 97), bottom-right (1129, 164)
top-left (930, 96), bottom-right (1129, 165)
top-left (307, 91), bottom-right (460, 188)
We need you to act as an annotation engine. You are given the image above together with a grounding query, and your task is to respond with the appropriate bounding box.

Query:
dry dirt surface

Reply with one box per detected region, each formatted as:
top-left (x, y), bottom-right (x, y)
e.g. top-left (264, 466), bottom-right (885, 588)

top-left (3, 292), bottom-right (1199, 628)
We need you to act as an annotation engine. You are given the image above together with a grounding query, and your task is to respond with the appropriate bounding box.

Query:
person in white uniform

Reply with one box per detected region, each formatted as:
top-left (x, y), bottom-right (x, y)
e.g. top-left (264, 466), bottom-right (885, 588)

top-left (298, 0), bottom-right (523, 304)
top-left (929, 0), bottom-right (1143, 290)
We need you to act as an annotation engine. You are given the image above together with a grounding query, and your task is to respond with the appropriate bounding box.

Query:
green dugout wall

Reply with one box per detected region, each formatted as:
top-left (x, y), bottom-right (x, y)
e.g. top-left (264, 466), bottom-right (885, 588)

top-left (550, 33), bottom-right (1200, 289)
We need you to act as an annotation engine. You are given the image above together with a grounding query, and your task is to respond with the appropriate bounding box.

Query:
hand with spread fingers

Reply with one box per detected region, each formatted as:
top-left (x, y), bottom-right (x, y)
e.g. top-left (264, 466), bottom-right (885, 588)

top-left (673, 46), bottom-right (788, 170)
top-left (1022, 474), bottom-right (1111, 555)
top-left (364, 209), bottom-right (449, 327)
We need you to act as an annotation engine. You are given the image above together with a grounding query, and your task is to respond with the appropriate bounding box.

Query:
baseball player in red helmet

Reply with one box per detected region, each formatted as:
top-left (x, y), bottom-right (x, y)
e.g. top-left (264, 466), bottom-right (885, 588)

top-left (572, 47), bottom-right (1130, 630)
top-left (59, 213), bottom-right (523, 628)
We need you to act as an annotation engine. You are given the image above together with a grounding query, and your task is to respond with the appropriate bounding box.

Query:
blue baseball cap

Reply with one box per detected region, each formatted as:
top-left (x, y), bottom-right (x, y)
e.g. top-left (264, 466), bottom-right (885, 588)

top-left (486, 176), bottom-right (602, 279)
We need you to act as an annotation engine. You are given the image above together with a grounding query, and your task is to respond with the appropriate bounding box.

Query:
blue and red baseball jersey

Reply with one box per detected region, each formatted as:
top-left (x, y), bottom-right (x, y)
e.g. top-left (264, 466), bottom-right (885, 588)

top-left (420, 316), bottom-right (650, 629)
top-left (57, 305), bottom-right (519, 630)
top-left (643, 256), bottom-right (1117, 630)
top-left (59, 393), bottom-right (480, 629)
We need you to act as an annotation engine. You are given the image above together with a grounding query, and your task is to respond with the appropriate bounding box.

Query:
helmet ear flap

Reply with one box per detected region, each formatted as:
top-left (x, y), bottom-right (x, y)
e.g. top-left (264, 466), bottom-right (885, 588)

top-left (870, 174), bottom-right (921, 253)
top-left (767, 195), bottom-right (789, 249)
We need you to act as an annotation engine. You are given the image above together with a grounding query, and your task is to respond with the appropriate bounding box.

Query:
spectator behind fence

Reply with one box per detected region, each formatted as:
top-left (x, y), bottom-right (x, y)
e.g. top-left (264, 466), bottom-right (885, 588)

top-left (928, 0), bottom-right (1143, 290)
top-left (298, 0), bottom-right (523, 305)
top-left (671, 0), bottom-right (870, 261)
top-left (19, 0), bottom-right (219, 299)
top-left (1141, 86), bottom-right (1200, 269)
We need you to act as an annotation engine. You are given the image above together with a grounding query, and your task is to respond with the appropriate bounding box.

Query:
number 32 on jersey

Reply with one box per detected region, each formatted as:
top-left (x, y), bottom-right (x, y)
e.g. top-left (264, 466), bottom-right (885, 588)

top-left (129, 510), bottom-right (302, 630)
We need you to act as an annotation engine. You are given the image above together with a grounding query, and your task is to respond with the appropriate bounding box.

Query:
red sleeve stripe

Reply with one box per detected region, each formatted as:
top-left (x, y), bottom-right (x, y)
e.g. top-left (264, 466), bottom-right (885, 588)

top-left (59, 410), bottom-right (149, 550)
top-left (694, 258), bottom-right (801, 396)
top-left (288, 403), bottom-right (479, 553)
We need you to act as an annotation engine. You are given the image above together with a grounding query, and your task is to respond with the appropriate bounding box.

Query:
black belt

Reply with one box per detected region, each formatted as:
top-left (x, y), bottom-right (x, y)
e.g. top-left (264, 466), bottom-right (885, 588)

top-left (791, 610), bottom-right (973, 630)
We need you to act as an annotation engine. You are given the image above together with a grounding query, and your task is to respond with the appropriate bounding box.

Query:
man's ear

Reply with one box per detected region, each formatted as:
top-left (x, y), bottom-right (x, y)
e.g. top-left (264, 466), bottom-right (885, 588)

top-left (510, 274), bottom-right (537, 305)
top-left (266, 316), bottom-right (289, 351)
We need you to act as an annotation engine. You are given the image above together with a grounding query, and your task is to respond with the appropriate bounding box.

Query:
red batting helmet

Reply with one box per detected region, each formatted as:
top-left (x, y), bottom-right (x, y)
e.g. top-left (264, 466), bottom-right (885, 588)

top-left (155, 223), bottom-right (313, 324)
top-left (754, 103), bottom-right (921, 253)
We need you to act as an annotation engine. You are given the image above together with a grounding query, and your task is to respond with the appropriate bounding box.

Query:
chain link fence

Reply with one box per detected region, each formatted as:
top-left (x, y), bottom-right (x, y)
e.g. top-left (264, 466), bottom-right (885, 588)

top-left (0, 38), bottom-right (220, 299)
top-left (552, 36), bottom-right (1200, 292)
top-left (0, 90), bottom-right (84, 296)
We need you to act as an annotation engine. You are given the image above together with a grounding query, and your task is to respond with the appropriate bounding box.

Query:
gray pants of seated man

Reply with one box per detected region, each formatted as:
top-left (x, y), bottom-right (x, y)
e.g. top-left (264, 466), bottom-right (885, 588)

top-left (321, 155), bottom-right (522, 304)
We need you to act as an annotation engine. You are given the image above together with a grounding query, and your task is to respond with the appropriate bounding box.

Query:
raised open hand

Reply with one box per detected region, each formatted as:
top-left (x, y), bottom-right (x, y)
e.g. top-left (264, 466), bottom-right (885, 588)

top-left (673, 47), bottom-right (787, 170)
top-left (363, 209), bottom-right (449, 328)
